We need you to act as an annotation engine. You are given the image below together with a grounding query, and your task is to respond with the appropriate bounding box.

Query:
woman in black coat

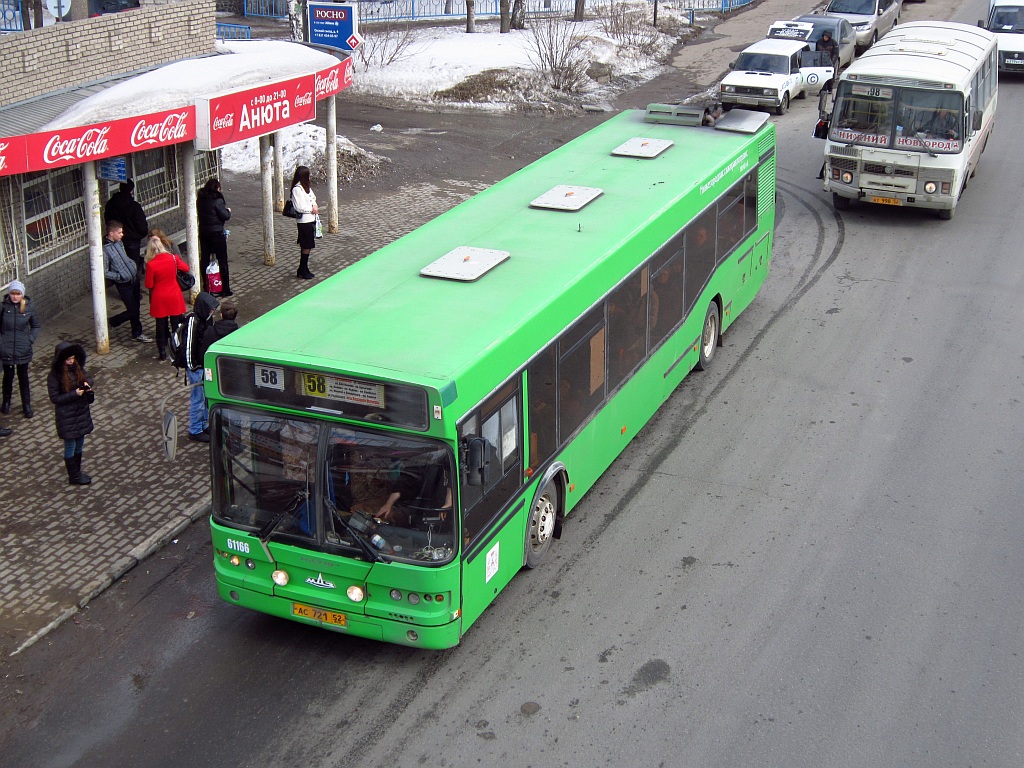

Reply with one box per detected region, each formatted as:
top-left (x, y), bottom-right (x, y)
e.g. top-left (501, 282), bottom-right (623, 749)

top-left (196, 177), bottom-right (232, 296)
top-left (47, 341), bottom-right (95, 486)
top-left (1, 279), bottom-right (41, 418)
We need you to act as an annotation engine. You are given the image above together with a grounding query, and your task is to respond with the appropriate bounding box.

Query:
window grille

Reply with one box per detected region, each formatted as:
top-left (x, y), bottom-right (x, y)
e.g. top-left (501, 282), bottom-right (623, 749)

top-left (23, 167), bottom-right (88, 274)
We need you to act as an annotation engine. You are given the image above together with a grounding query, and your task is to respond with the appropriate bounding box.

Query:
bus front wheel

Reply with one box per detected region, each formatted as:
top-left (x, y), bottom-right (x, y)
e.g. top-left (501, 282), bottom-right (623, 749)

top-left (526, 480), bottom-right (559, 568)
top-left (696, 302), bottom-right (720, 371)
top-left (832, 193), bottom-right (851, 211)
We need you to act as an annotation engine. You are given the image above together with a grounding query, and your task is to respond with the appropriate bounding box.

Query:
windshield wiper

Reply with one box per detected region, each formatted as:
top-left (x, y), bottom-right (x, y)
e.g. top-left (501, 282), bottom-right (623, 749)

top-left (913, 131), bottom-right (938, 157)
top-left (325, 497), bottom-right (388, 564)
top-left (256, 490), bottom-right (308, 541)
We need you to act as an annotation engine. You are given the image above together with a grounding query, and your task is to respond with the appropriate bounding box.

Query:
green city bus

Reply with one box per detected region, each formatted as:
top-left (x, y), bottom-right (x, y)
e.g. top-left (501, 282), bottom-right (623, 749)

top-left (206, 106), bottom-right (777, 649)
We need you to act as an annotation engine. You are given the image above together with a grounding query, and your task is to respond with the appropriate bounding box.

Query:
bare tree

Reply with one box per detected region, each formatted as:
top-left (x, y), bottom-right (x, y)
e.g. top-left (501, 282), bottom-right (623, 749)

top-left (511, 0), bottom-right (527, 30)
top-left (466, 0), bottom-right (476, 33)
top-left (500, 0), bottom-right (510, 33)
top-left (21, 0), bottom-right (44, 29)
top-left (573, 0), bottom-right (586, 22)
top-left (525, 16), bottom-right (589, 93)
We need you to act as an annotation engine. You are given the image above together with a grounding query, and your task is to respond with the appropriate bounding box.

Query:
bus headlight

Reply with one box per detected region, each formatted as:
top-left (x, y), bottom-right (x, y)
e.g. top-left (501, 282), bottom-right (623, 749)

top-left (923, 181), bottom-right (937, 194)
top-left (347, 585), bottom-right (365, 602)
top-left (841, 171), bottom-right (854, 184)
top-left (272, 570), bottom-right (289, 586)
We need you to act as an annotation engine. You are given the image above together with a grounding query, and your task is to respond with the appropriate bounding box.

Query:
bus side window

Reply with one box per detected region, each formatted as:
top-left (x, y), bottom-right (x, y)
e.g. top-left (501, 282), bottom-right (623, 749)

top-left (558, 306), bottom-right (606, 439)
top-left (607, 266), bottom-right (648, 391)
top-left (528, 345), bottom-right (558, 471)
top-left (684, 207), bottom-right (718, 317)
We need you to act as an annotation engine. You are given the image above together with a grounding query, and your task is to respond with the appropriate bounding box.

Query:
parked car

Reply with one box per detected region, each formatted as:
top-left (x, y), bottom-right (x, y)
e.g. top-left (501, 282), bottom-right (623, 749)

top-left (822, 0), bottom-right (902, 54)
top-left (786, 15), bottom-right (858, 68)
top-left (720, 37), bottom-right (835, 115)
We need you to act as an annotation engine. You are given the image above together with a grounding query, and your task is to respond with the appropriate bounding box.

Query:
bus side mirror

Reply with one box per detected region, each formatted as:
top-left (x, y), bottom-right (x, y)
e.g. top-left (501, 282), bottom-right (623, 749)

top-left (972, 109), bottom-right (983, 132)
top-left (463, 437), bottom-right (490, 487)
top-left (818, 89), bottom-right (832, 119)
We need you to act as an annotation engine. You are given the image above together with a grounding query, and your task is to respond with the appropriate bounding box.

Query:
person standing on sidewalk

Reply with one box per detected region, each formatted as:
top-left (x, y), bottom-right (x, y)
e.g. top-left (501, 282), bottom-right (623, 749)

top-left (47, 341), bottom-right (95, 486)
top-left (182, 291), bottom-right (219, 444)
top-left (290, 165), bottom-right (318, 280)
top-left (197, 177), bottom-right (233, 296)
top-left (104, 220), bottom-right (152, 343)
top-left (1, 280), bottom-right (41, 419)
top-left (144, 235), bottom-right (189, 361)
top-left (104, 180), bottom-right (149, 274)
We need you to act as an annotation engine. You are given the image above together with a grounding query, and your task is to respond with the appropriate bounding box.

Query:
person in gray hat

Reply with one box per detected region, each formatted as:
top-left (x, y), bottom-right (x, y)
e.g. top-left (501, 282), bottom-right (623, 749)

top-left (1, 279), bottom-right (41, 418)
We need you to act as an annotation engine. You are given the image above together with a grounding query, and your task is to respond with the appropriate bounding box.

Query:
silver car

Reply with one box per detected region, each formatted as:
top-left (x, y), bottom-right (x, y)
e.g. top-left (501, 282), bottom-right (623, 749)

top-left (822, 0), bottom-right (902, 53)
top-left (791, 15), bottom-right (858, 68)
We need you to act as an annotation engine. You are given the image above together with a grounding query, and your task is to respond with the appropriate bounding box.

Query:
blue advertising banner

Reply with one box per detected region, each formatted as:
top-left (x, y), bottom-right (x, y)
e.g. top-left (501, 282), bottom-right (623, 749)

top-left (307, 2), bottom-right (363, 51)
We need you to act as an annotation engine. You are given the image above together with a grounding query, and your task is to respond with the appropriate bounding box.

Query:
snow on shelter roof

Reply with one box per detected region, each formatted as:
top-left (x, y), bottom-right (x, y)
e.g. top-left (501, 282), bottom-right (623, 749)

top-left (0, 40), bottom-right (342, 137)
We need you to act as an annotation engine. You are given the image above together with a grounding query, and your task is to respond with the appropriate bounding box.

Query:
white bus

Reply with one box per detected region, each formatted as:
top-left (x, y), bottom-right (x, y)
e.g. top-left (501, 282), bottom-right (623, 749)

top-left (822, 21), bottom-right (998, 220)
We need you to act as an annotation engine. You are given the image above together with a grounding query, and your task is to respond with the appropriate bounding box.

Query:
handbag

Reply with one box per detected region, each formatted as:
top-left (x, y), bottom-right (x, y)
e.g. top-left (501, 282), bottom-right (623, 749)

top-left (282, 200), bottom-right (298, 218)
top-left (314, 214), bottom-right (323, 239)
top-left (175, 255), bottom-right (195, 291)
top-left (206, 259), bottom-right (223, 294)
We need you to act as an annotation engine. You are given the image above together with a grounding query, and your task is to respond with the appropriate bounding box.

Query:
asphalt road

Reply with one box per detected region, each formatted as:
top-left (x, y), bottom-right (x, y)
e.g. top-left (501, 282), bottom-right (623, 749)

top-left (4, 3), bottom-right (1023, 767)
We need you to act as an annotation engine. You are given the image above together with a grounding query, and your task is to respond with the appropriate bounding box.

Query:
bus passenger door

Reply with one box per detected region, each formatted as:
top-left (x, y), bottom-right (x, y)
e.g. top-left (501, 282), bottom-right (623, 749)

top-left (458, 380), bottom-right (526, 632)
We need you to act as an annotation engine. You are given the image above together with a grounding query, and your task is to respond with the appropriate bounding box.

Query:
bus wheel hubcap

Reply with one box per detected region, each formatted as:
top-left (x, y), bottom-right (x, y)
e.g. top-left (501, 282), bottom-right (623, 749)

top-left (531, 496), bottom-right (555, 549)
top-left (703, 315), bottom-right (717, 357)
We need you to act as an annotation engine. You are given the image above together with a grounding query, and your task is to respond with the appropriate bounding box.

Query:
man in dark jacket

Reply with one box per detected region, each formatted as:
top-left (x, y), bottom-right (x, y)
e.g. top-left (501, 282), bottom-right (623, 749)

top-left (104, 220), bottom-right (151, 343)
top-left (816, 31), bottom-right (840, 93)
top-left (104, 180), bottom-right (149, 272)
top-left (197, 177), bottom-right (233, 296)
top-left (183, 292), bottom-right (220, 443)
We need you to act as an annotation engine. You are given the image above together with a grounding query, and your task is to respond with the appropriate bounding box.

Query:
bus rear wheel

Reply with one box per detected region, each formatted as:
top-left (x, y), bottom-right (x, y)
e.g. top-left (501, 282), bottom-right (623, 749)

top-left (696, 301), bottom-right (720, 371)
top-left (526, 479), bottom-right (558, 568)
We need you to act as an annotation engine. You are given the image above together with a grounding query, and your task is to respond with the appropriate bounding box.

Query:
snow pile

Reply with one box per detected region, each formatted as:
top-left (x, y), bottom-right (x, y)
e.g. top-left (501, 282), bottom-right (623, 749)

top-left (220, 122), bottom-right (386, 179)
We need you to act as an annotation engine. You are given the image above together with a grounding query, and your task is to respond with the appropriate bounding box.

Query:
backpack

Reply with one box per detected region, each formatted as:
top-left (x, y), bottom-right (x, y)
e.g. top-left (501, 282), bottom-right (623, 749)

top-left (169, 313), bottom-right (193, 370)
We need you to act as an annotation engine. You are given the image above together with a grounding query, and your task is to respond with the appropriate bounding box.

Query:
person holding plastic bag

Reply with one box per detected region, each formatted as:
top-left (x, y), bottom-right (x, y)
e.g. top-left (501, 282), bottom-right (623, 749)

top-left (197, 177), bottom-right (232, 296)
top-left (290, 165), bottom-right (318, 280)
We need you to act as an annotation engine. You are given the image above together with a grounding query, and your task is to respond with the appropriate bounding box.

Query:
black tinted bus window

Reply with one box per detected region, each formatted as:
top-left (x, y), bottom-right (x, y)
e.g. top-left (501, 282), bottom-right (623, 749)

top-left (718, 194), bottom-right (745, 261)
top-left (608, 266), bottom-right (649, 390)
top-left (649, 242), bottom-right (685, 347)
top-left (528, 345), bottom-right (558, 470)
top-left (743, 170), bottom-right (759, 238)
top-left (558, 306), bottom-right (606, 439)
top-left (685, 208), bottom-right (718, 316)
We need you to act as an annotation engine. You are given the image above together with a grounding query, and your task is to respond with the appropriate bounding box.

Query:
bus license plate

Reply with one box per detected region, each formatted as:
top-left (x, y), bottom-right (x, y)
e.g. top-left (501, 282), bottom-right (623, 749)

top-left (869, 196), bottom-right (901, 206)
top-left (293, 602), bottom-right (347, 627)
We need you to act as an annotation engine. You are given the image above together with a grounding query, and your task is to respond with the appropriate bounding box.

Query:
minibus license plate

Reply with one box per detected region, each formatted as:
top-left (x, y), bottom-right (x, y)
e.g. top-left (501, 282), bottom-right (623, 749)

top-left (293, 602), bottom-right (347, 627)
top-left (870, 196), bottom-right (901, 206)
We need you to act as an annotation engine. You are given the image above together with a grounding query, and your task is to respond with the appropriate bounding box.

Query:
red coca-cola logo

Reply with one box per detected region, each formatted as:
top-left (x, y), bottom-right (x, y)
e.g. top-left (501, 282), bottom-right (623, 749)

top-left (294, 91), bottom-right (314, 108)
top-left (131, 111), bottom-right (190, 148)
top-left (316, 67), bottom-right (340, 98)
top-left (212, 114), bottom-right (234, 131)
top-left (43, 127), bottom-right (110, 165)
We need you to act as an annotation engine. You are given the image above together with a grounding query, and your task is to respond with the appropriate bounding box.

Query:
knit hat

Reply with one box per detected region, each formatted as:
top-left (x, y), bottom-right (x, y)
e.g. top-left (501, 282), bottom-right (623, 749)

top-left (8, 280), bottom-right (24, 294)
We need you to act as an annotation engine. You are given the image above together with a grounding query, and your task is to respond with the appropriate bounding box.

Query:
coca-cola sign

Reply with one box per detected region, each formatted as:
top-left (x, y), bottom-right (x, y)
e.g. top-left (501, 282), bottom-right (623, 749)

top-left (314, 58), bottom-right (353, 100)
top-left (0, 137), bottom-right (29, 177)
top-left (24, 107), bottom-right (196, 173)
top-left (196, 75), bottom-right (316, 151)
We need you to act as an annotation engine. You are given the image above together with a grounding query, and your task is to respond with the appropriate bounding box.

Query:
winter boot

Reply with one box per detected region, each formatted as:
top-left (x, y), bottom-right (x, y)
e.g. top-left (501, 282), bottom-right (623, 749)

top-left (67, 453), bottom-right (91, 485)
top-left (296, 253), bottom-right (315, 280)
top-left (1, 376), bottom-right (10, 414)
top-left (20, 389), bottom-right (32, 419)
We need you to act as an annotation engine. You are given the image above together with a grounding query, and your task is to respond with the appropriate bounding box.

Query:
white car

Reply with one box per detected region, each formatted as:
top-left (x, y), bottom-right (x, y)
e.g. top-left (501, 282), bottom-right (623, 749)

top-left (822, 0), bottom-right (902, 53)
top-left (720, 38), bottom-right (836, 115)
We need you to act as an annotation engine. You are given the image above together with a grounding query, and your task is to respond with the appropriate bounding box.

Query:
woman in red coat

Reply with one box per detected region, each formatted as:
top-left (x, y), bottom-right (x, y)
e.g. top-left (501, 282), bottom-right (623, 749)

top-left (143, 235), bottom-right (188, 360)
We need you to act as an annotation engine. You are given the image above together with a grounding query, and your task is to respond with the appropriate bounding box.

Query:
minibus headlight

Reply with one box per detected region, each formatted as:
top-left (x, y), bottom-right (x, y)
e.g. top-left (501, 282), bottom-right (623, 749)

top-left (347, 585), bottom-right (365, 602)
top-left (841, 171), bottom-right (854, 184)
top-left (923, 181), bottom-right (937, 194)
top-left (272, 570), bottom-right (289, 586)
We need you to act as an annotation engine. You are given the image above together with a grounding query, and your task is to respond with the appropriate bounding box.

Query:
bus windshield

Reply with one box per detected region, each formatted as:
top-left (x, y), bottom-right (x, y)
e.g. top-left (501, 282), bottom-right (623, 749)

top-left (211, 407), bottom-right (457, 563)
top-left (831, 83), bottom-right (964, 153)
top-left (989, 6), bottom-right (1024, 31)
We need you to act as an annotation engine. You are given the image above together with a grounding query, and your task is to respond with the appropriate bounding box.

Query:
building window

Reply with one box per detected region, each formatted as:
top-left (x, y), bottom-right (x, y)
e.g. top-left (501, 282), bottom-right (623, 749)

top-left (23, 167), bottom-right (87, 273)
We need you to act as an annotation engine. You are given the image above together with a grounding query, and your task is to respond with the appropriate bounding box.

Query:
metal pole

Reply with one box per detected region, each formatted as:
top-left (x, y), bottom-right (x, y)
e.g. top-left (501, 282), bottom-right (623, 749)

top-left (260, 134), bottom-right (276, 266)
top-left (181, 142), bottom-right (200, 302)
top-left (326, 94), bottom-right (338, 234)
top-left (273, 132), bottom-right (284, 212)
top-left (83, 161), bottom-right (109, 355)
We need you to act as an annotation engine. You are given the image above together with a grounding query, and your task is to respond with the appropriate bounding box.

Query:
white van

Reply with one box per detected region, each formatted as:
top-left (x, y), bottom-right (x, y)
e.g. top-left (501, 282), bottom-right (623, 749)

top-left (980, 0), bottom-right (1024, 71)
top-left (720, 38), bottom-right (835, 115)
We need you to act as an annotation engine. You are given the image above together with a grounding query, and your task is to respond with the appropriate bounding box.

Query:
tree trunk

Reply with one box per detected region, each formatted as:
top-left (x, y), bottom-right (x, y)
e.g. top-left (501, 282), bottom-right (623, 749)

top-left (33, 0), bottom-right (44, 27)
top-left (499, 0), bottom-right (510, 33)
top-left (466, 0), bottom-right (476, 33)
top-left (573, 0), bottom-right (585, 22)
top-left (70, 0), bottom-right (89, 21)
top-left (511, 0), bottom-right (526, 30)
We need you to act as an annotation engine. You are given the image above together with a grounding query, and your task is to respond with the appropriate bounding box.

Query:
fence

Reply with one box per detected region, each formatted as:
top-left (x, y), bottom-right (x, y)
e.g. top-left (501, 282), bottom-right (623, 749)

top-left (1, 0), bottom-right (21, 32)
top-left (216, 22), bottom-right (252, 38)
